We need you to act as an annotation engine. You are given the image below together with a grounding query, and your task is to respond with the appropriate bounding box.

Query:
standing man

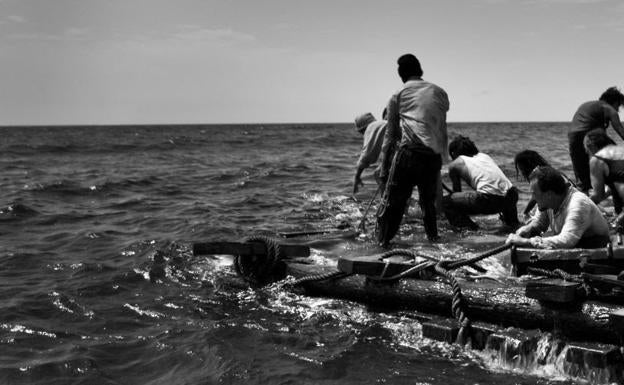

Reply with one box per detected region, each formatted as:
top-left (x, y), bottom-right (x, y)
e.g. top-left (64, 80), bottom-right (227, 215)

top-left (352, 112), bottom-right (387, 195)
top-left (376, 54), bottom-right (449, 246)
top-left (569, 87), bottom-right (624, 193)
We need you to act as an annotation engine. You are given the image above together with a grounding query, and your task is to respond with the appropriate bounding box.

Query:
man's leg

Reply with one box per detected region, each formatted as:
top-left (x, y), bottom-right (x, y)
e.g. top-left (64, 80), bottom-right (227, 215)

top-left (414, 153), bottom-right (442, 240)
top-left (442, 192), bottom-right (480, 230)
top-left (376, 149), bottom-right (415, 246)
top-left (568, 131), bottom-right (590, 193)
top-left (500, 187), bottom-right (520, 227)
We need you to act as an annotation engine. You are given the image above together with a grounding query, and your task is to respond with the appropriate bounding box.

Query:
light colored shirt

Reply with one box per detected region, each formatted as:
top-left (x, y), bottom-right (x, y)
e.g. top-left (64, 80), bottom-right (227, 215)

top-left (357, 120), bottom-right (387, 169)
top-left (516, 187), bottom-right (609, 249)
top-left (384, 79), bottom-right (450, 163)
top-left (459, 153), bottom-right (513, 196)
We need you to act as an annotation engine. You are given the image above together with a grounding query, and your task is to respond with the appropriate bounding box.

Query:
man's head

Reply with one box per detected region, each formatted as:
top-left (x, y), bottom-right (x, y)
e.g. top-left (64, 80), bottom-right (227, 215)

top-left (397, 54), bottom-right (423, 83)
top-left (514, 150), bottom-right (550, 181)
top-left (599, 86), bottom-right (624, 110)
top-left (528, 166), bottom-right (568, 211)
top-left (583, 129), bottom-right (616, 156)
top-left (354, 112), bottom-right (376, 134)
top-left (448, 135), bottom-right (479, 159)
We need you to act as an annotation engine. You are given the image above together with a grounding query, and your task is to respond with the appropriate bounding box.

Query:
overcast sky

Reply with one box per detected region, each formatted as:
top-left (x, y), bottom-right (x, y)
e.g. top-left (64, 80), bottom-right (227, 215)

top-left (1, 0), bottom-right (623, 125)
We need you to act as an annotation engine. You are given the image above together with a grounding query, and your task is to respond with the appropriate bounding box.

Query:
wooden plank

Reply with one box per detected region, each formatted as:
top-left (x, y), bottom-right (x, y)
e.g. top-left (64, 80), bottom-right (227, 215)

top-left (192, 241), bottom-right (310, 257)
top-left (524, 279), bottom-right (581, 303)
top-left (513, 239), bottom-right (624, 264)
top-left (582, 273), bottom-right (624, 288)
top-left (514, 247), bottom-right (609, 263)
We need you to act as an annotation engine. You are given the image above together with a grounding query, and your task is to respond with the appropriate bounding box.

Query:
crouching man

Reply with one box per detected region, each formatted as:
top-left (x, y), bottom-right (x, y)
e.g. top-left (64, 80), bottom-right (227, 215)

top-left (505, 166), bottom-right (610, 249)
top-left (443, 135), bottom-right (519, 230)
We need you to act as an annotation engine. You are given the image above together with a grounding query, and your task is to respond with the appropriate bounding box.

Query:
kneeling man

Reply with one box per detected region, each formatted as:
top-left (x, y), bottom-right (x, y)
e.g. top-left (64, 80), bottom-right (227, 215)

top-left (443, 136), bottom-right (519, 229)
top-left (506, 166), bottom-right (610, 249)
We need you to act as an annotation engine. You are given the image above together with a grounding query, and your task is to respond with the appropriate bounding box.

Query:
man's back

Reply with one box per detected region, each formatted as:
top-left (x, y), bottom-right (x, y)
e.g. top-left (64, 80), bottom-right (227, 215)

top-left (458, 153), bottom-right (513, 196)
top-left (393, 79), bottom-right (449, 160)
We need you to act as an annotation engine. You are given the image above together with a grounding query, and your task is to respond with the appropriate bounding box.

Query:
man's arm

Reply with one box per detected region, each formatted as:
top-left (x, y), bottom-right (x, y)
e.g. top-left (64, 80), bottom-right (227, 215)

top-left (588, 156), bottom-right (608, 204)
top-left (377, 94), bottom-right (401, 181)
top-left (506, 209), bottom-right (549, 247)
top-left (605, 105), bottom-right (624, 140)
top-left (353, 165), bottom-right (365, 195)
top-left (534, 195), bottom-right (593, 249)
top-left (447, 159), bottom-right (465, 192)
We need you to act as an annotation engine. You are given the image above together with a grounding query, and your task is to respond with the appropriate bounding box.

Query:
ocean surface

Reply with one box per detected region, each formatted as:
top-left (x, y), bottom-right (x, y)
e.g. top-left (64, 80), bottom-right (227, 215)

top-left (0, 122), bottom-right (618, 385)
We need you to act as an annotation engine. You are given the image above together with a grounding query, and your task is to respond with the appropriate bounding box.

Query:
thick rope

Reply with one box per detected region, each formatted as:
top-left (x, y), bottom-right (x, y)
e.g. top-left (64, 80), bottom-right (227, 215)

top-left (447, 243), bottom-right (512, 270)
top-left (435, 260), bottom-right (471, 344)
top-left (234, 235), bottom-right (284, 286)
top-left (283, 271), bottom-right (351, 287)
top-left (430, 244), bottom-right (512, 345)
top-left (525, 266), bottom-right (581, 282)
top-left (526, 266), bottom-right (595, 297)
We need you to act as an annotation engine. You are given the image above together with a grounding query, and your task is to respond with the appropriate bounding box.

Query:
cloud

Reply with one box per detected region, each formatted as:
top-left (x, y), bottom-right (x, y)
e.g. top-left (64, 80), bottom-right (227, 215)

top-left (7, 15), bottom-right (25, 23)
top-left (170, 25), bottom-right (256, 45)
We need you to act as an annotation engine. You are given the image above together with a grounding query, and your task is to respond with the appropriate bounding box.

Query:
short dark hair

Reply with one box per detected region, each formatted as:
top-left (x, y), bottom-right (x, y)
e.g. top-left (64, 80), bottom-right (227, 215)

top-left (449, 135), bottom-right (479, 159)
top-left (599, 86), bottom-right (624, 107)
top-left (529, 166), bottom-right (568, 195)
top-left (397, 54), bottom-right (423, 81)
top-left (514, 150), bottom-right (550, 181)
top-left (584, 129), bottom-right (616, 155)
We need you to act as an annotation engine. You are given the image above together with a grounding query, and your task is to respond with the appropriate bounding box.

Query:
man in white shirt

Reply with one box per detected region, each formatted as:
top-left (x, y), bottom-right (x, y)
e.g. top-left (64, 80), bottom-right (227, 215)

top-left (506, 166), bottom-right (610, 249)
top-left (444, 136), bottom-right (519, 230)
top-left (376, 54), bottom-right (449, 245)
top-left (352, 112), bottom-right (387, 195)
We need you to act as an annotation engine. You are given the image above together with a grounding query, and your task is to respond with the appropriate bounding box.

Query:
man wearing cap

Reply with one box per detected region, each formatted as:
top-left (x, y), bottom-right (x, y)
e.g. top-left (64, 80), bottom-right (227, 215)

top-left (353, 112), bottom-right (387, 195)
top-left (376, 54), bottom-right (450, 245)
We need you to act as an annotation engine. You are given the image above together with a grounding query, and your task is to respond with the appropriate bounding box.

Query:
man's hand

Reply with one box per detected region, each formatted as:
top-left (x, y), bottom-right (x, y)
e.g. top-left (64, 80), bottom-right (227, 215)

top-left (505, 233), bottom-right (539, 247)
top-left (353, 175), bottom-right (364, 195)
top-left (505, 233), bottom-right (530, 246)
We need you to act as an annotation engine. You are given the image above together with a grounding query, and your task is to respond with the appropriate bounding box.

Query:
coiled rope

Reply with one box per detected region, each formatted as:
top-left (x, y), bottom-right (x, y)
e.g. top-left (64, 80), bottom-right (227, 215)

top-left (234, 235), bottom-right (284, 286)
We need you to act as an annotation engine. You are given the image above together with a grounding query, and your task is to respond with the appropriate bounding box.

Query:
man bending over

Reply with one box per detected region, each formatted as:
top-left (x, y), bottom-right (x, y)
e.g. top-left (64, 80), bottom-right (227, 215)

top-left (505, 166), bottom-right (610, 249)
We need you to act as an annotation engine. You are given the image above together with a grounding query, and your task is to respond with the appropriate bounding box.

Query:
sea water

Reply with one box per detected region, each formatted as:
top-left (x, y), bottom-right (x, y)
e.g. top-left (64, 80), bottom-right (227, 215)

top-left (0, 122), bottom-right (615, 384)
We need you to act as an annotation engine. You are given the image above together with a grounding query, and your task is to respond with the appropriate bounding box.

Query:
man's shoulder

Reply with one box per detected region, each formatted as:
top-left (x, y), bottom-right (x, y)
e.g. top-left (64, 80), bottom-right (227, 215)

top-left (367, 120), bottom-right (387, 133)
top-left (448, 157), bottom-right (466, 170)
top-left (569, 188), bottom-right (596, 208)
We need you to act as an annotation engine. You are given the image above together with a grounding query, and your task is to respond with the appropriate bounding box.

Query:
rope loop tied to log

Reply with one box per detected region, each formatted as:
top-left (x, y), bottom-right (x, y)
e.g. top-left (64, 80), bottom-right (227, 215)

top-left (434, 260), bottom-right (472, 344)
top-left (234, 235), bottom-right (285, 286)
top-left (526, 266), bottom-right (601, 297)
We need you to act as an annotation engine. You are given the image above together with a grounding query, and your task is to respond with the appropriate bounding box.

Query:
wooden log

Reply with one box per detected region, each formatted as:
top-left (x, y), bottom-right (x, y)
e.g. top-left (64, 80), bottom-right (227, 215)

top-left (284, 262), bottom-right (622, 344)
top-left (193, 241), bottom-right (310, 258)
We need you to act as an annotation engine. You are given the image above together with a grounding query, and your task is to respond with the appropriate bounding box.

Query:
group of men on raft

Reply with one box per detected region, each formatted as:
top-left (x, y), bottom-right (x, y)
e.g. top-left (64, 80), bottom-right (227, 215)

top-left (353, 53), bottom-right (624, 250)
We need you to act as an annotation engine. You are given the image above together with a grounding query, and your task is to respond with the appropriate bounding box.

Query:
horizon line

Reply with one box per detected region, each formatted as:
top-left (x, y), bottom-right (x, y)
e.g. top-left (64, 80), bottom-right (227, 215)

top-left (0, 120), bottom-right (571, 128)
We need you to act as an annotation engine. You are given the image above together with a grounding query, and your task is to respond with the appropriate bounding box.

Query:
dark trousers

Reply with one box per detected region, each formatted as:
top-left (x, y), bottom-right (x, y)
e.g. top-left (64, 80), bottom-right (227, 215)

top-left (568, 130), bottom-right (591, 192)
top-left (443, 187), bottom-right (519, 229)
top-left (376, 145), bottom-right (442, 244)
